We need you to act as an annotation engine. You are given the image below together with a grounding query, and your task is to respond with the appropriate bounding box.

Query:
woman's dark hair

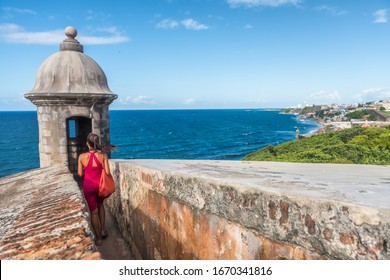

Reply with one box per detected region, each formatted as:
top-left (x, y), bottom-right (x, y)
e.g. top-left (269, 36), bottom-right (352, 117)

top-left (86, 133), bottom-right (116, 152)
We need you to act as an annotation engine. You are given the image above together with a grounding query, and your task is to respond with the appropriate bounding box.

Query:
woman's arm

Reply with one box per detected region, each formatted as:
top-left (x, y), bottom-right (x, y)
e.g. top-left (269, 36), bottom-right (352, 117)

top-left (103, 153), bottom-right (111, 175)
top-left (77, 154), bottom-right (84, 177)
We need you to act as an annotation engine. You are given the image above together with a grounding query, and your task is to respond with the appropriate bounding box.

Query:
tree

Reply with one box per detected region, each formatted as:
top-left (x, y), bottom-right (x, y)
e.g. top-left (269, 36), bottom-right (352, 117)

top-left (368, 114), bottom-right (378, 121)
top-left (243, 127), bottom-right (390, 165)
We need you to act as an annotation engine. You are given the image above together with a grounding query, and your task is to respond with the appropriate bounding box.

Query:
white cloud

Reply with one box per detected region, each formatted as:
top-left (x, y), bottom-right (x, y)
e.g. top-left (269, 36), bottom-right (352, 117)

top-left (156, 18), bottom-right (209, 30)
top-left (373, 9), bottom-right (387, 23)
top-left (244, 24), bottom-right (254, 29)
top-left (184, 98), bottom-right (196, 105)
top-left (181, 19), bottom-right (209, 30)
top-left (227, 0), bottom-right (301, 8)
top-left (156, 19), bottom-right (179, 29)
top-left (2, 7), bottom-right (37, 15)
top-left (308, 90), bottom-right (341, 101)
top-left (0, 23), bottom-right (21, 33)
top-left (81, 26), bottom-right (130, 44)
top-left (0, 24), bottom-right (129, 45)
top-left (207, 14), bottom-right (224, 20)
top-left (0, 24), bottom-right (64, 44)
top-left (95, 26), bottom-right (120, 34)
top-left (354, 88), bottom-right (390, 103)
top-left (314, 5), bottom-right (347, 16)
top-left (119, 96), bottom-right (155, 105)
top-left (0, 93), bottom-right (32, 106)
top-left (84, 10), bottom-right (111, 22)
top-left (79, 35), bottom-right (129, 45)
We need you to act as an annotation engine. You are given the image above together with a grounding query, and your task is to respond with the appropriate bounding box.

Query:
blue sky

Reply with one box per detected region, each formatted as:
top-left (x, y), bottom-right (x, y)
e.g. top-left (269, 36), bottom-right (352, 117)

top-left (0, 0), bottom-right (389, 110)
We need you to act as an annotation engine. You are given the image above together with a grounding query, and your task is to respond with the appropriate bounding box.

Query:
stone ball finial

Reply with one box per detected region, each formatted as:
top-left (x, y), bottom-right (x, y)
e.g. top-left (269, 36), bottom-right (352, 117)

top-left (60, 26), bottom-right (83, 52)
top-left (64, 26), bottom-right (77, 40)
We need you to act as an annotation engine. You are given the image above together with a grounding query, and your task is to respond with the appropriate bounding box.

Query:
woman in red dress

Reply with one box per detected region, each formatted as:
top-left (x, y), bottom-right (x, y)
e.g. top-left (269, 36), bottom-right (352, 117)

top-left (78, 133), bottom-right (116, 246)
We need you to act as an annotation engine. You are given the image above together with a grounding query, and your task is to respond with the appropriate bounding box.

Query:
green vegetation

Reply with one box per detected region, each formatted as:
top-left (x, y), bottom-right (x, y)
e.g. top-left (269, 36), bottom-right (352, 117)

top-left (300, 107), bottom-right (315, 114)
top-left (243, 126), bottom-right (390, 165)
top-left (381, 111), bottom-right (390, 118)
top-left (345, 110), bottom-right (378, 121)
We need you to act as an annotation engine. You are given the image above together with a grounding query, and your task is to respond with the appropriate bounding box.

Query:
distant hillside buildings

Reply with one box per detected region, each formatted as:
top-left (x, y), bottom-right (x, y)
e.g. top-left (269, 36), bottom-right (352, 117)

top-left (285, 100), bottom-right (390, 131)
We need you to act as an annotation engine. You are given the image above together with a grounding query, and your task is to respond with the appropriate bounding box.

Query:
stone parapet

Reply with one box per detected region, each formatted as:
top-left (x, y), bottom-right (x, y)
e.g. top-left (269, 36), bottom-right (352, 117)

top-left (107, 160), bottom-right (390, 260)
top-left (0, 164), bottom-right (100, 260)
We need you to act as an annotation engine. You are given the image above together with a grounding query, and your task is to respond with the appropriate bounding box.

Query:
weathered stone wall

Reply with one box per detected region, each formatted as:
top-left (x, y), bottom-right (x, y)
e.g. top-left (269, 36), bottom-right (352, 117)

top-left (107, 160), bottom-right (390, 260)
top-left (0, 164), bottom-right (101, 260)
top-left (36, 104), bottom-right (110, 168)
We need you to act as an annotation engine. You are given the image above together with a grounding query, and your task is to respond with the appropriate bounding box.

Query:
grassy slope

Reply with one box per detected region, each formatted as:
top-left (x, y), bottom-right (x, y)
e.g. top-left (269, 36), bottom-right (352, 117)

top-left (243, 126), bottom-right (390, 165)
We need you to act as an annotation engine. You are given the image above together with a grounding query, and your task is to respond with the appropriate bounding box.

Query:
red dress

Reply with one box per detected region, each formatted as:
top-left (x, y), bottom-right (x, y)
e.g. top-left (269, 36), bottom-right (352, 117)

top-left (83, 152), bottom-right (104, 211)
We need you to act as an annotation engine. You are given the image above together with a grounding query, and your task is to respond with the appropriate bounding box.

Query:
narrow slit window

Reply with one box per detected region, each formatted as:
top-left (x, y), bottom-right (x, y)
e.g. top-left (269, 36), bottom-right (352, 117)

top-left (68, 120), bottom-right (76, 138)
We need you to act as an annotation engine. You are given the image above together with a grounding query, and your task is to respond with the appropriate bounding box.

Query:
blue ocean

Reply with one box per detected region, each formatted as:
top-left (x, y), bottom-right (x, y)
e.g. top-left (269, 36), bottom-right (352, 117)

top-left (0, 109), bottom-right (319, 178)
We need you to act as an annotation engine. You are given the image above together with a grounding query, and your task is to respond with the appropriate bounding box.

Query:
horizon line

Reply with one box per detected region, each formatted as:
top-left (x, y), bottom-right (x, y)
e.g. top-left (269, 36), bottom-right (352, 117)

top-left (0, 107), bottom-right (285, 112)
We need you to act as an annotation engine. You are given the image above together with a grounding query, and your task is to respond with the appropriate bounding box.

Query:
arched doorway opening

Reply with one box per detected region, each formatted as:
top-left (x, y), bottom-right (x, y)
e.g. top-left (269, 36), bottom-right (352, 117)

top-left (67, 117), bottom-right (92, 172)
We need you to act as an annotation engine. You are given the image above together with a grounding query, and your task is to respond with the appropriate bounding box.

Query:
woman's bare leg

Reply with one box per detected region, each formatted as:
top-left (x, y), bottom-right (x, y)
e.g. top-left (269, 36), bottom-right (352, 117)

top-left (98, 202), bottom-right (106, 236)
top-left (91, 209), bottom-right (102, 245)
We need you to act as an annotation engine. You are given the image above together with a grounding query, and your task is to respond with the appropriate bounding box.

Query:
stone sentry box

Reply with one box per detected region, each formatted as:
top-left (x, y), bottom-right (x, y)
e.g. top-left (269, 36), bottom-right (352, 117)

top-left (25, 26), bottom-right (117, 171)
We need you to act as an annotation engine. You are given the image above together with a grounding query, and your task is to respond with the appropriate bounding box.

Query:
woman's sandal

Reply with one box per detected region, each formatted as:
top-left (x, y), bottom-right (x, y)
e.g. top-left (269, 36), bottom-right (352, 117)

top-left (101, 230), bottom-right (108, 239)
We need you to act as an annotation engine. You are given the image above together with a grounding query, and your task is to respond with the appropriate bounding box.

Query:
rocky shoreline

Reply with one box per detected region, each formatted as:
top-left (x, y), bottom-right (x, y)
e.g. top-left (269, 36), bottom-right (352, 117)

top-left (282, 104), bottom-right (390, 137)
top-left (290, 112), bottom-right (390, 138)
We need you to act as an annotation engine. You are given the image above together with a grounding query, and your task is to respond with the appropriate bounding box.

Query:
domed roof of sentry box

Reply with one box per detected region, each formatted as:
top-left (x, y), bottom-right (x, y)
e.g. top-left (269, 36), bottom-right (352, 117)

top-left (26, 26), bottom-right (115, 97)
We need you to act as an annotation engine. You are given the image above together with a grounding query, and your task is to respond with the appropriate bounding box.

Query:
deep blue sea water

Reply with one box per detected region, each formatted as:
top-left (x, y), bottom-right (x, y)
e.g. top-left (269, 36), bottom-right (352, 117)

top-left (0, 109), bottom-right (319, 178)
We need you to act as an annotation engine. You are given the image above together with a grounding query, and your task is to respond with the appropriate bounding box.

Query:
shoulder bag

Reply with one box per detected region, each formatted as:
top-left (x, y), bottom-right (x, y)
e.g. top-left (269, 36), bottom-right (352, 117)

top-left (99, 170), bottom-right (116, 198)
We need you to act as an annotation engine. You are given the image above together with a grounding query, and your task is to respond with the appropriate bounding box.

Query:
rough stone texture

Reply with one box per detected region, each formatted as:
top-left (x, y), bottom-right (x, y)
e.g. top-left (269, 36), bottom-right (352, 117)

top-left (27, 51), bottom-right (111, 95)
top-left (24, 27), bottom-right (116, 169)
top-left (107, 160), bottom-right (390, 260)
top-left (26, 27), bottom-right (113, 96)
top-left (0, 164), bottom-right (101, 260)
top-left (34, 105), bottom-right (111, 168)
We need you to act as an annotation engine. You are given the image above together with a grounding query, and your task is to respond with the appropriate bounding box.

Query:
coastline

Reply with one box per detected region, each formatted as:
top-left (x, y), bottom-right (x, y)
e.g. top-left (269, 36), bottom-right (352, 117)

top-left (281, 105), bottom-right (390, 138)
top-left (282, 111), bottom-right (324, 137)
top-left (292, 114), bottom-right (352, 138)
top-left (297, 115), bottom-right (390, 137)
top-left (297, 115), bottom-right (350, 136)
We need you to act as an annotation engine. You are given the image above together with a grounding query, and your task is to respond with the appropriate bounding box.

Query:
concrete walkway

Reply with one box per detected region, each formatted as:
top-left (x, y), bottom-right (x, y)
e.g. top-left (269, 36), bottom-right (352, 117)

top-left (73, 175), bottom-right (134, 260)
top-left (96, 206), bottom-right (134, 260)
